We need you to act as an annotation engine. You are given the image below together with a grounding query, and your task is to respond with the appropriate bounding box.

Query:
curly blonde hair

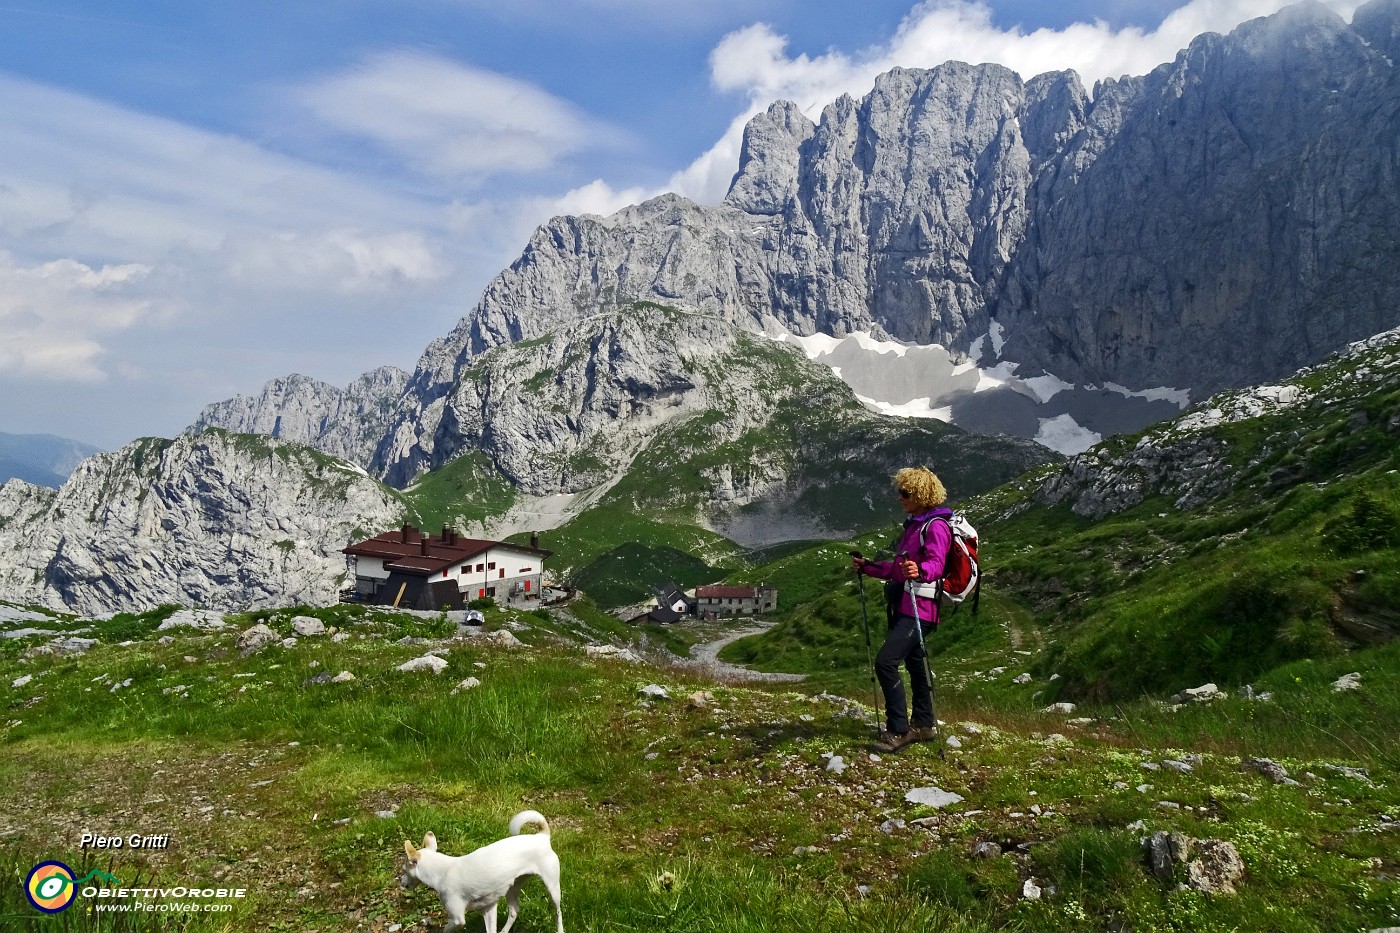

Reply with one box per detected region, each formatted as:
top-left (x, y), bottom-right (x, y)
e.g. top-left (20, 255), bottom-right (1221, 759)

top-left (894, 466), bottom-right (947, 511)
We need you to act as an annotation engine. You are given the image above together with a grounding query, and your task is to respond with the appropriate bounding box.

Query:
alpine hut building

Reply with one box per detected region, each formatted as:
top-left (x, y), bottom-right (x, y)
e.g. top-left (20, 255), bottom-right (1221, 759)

top-left (343, 524), bottom-right (551, 610)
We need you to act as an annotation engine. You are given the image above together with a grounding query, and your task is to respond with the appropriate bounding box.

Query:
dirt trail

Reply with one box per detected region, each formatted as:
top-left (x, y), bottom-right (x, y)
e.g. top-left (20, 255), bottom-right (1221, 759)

top-left (676, 622), bottom-right (806, 683)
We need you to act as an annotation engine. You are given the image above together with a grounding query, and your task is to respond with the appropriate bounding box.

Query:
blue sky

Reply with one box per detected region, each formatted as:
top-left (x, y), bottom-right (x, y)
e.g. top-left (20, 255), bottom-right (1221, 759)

top-left (0, 0), bottom-right (1362, 451)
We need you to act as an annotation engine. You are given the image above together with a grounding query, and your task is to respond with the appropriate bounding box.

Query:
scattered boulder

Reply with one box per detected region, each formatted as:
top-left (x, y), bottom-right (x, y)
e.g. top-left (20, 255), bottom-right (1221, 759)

top-left (451, 676), bottom-right (482, 694)
top-left (11, 674), bottom-right (33, 688)
top-left (156, 609), bottom-right (228, 632)
top-left (687, 690), bottom-right (714, 709)
top-left (1170, 683), bottom-right (1221, 705)
top-left (971, 841), bottom-right (1002, 859)
top-left (292, 616), bottom-right (326, 637)
top-left (281, 637), bottom-right (299, 649)
top-left (1186, 840), bottom-right (1245, 894)
top-left (398, 655), bottom-right (449, 675)
top-left (904, 787), bottom-right (965, 808)
top-left (586, 645), bottom-right (641, 663)
top-left (1013, 673), bottom-right (1032, 684)
top-left (237, 624), bottom-right (279, 656)
top-left (331, 671), bottom-right (356, 683)
top-left (483, 630), bottom-right (525, 649)
top-left (825, 755), bottom-right (847, 774)
top-left (27, 636), bottom-right (98, 658)
top-left (1042, 702), bottom-right (1076, 714)
top-left (303, 672), bottom-right (335, 687)
top-left (638, 684), bottom-right (671, 700)
top-left (1241, 757), bottom-right (1300, 785)
top-left (1332, 672), bottom-right (1362, 692)
top-left (1145, 831), bottom-right (1191, 882)
top-left (1021, 878), bottom-right (1043, 899)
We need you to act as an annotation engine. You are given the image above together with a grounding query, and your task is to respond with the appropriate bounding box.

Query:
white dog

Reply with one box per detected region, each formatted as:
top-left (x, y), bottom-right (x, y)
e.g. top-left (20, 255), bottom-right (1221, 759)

top-left (401, 810), bottom-right (563, 933)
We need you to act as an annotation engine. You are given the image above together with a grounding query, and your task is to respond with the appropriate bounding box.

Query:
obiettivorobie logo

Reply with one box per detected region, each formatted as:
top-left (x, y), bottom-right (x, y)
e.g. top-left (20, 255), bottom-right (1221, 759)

top-left (24, 862), bottom-right (121, 913)
top-left (24, 860), bottom-right (247, 915)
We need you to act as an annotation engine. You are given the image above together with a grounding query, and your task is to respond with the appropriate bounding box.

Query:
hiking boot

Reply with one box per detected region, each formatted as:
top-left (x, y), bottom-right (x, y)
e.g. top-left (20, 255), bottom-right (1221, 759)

top-left (907, 725), bottom-right (937, 743)
top-left (871, 730), bottom-right (915, 753)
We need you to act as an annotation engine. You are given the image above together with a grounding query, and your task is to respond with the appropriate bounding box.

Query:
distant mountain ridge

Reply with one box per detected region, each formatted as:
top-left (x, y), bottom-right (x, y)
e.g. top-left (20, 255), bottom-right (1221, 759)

top-left (0, 431), bottom-right (101, 489)
top-left (195, 0), bottom-right (1400, 484)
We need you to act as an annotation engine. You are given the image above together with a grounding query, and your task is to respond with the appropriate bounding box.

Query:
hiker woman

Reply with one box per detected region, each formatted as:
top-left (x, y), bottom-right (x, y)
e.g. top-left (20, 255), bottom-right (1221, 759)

top-left (850, 466), bottom-right (953, 752)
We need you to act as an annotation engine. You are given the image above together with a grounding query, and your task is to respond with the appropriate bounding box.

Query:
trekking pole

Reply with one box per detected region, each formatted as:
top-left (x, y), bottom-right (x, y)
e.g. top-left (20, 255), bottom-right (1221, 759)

top-left (905, 567), bottom-right (945, 758)
top-left (849, 551), bottom-right (882, 734)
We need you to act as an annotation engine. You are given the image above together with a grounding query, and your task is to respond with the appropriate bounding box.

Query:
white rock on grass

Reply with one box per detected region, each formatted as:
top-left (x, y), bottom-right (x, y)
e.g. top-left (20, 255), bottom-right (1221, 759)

top-left (1333, 672), bottom-right (1362, 692)
top-left (331, 671), bottom-right (356, 683)
top-left (904, 787), bottom-right (965, 808)
top-left (398, 655), bottom-right (449, 675)
top-left (292, 616), bottom-right (326, 637)
top-left (238, 624), bottom-right (280, 656)
top-left (156, 609), bottom-right (228, 632)
top-left (1170, 683), bottom-right (1221, 705)
top-left (451, 677), bottom-right (482, 694)
top-left (1042, 702), bottom-right (1076, 714)
top-left (638, 684), bottom-right (671, 700)
top-left (586, 645), bottom-right (640, 663)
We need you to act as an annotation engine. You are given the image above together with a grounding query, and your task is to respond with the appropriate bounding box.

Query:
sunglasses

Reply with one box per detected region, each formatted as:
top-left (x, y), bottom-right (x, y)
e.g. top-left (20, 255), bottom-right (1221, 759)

top-left (897, 489), bottom-right (912, 499)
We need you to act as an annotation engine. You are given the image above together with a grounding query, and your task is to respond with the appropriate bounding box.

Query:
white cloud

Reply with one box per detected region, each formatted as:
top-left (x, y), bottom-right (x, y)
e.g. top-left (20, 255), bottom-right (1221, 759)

top-left (215, 229), bottom-right (446, 294)
top-left (0, 251), bottom-right (155, 382)
top-left (297, 50), bottom-right (625, 180)
top-left (680, 0), bottom-right (1363, 202)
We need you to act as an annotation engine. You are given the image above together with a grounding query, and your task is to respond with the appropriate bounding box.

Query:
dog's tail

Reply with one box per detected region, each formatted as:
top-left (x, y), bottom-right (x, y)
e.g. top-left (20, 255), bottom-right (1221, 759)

top-left (509, 809), bottom-right (550, 836)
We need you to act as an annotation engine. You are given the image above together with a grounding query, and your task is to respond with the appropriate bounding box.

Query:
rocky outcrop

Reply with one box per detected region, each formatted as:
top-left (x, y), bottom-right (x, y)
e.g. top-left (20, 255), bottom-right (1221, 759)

top-left (0, 431), bottom-right (404, 614)
top-left (1033, 325), bottom-right (1400, 518)
top-left (372, 305), bottom-right (1053, 543)
top-left (192, 367), bottom-right (407, 467)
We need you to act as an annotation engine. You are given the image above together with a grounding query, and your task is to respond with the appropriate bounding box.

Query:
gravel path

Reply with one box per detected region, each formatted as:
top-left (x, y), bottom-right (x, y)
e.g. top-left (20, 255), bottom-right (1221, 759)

top-left (677, 622), bottom-right (807, 683)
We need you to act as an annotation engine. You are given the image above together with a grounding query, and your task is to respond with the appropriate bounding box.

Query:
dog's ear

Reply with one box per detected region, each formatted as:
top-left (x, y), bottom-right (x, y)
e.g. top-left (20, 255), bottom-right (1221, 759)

top-left (404, 839), bottom-right (420, 861)
top-left (422, 831), bottom-right (438, 851)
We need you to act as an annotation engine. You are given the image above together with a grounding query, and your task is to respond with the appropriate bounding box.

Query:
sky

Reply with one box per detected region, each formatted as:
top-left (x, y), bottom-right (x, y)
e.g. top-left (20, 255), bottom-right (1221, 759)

top-left (0, 0), bottom-right (1364, 451)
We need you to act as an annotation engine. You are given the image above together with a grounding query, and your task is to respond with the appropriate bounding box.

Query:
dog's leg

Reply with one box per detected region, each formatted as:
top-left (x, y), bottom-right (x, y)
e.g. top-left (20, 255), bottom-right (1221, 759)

top-left (542, 871), bottom-right (564, 933)
top-left (499, 880), bottom-right (523, 933)
top-left (482, 902), bottom-right (498, 933)
top-left (441, 895), bottom-right (467, 933)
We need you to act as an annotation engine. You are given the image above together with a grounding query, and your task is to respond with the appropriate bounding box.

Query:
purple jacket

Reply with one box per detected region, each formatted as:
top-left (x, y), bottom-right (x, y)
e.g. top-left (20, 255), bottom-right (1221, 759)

top-left (860, 508), bottom-right (953, 624)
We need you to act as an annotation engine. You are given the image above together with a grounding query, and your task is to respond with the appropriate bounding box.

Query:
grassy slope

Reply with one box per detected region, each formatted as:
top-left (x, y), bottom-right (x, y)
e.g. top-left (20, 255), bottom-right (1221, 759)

top-left (0, 604), bottom-right (1395, 932)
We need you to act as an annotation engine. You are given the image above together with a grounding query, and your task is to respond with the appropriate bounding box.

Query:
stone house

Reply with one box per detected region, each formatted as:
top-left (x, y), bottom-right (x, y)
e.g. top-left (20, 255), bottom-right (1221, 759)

top-left (694, 583), bottom-right (778, 619)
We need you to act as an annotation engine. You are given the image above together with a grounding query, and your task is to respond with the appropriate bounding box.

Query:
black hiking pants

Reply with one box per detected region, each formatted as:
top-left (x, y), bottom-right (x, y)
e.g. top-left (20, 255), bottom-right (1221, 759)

top-left (875, 612), bottom-right (934, 735)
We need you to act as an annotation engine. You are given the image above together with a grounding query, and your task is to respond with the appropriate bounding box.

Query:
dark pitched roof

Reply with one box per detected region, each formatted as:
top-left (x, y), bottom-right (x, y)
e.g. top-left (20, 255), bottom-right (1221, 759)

top-left (344, 524), bottom-right (551, 578)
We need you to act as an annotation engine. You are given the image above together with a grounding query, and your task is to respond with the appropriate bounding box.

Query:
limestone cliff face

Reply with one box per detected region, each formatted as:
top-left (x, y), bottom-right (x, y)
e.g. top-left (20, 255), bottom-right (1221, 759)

top-left (192, 367), bottom-right (408, 467)
top-left (191, 1), bottom-right (1400, 494)
top-left (380, 0), bottom-right (1399, 485)
top-left (0, 431), bottom-right (403, 614)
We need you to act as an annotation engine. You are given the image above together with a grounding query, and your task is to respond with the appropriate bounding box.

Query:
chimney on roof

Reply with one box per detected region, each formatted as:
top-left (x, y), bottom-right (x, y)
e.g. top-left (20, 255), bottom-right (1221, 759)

top-left (400, 524), bottom-right (411, 544)
top-left (420, 536), bottom-right (429, 556)
top-left (530, 531), bottom-right (539, 550)
top-left (441, 523), bottom-right (451, 544)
